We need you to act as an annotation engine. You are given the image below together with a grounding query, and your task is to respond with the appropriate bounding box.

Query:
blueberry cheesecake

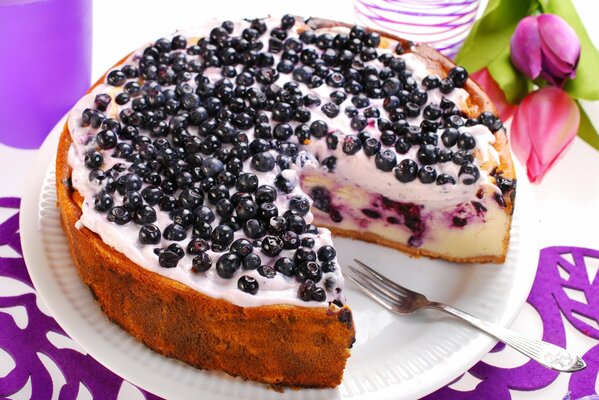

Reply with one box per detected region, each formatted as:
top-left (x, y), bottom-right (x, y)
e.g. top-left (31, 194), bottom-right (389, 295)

top-left (56, 15), bottom-right (515, 388)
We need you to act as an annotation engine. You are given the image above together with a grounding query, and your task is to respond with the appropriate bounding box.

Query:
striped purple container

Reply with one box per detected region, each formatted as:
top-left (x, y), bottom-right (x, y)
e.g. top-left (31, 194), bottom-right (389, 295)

top-left (354, 0), bottom-right (481, 59)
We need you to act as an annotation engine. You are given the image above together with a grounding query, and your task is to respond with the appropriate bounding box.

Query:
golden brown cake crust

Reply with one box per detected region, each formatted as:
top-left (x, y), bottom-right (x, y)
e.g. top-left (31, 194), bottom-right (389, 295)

top-left (57, 125), bottom-right (355, 388)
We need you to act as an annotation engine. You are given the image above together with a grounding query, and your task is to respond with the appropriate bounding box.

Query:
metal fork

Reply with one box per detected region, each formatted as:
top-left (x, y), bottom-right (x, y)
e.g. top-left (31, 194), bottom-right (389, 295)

top-left (347, 259), bottom-right (586, 373)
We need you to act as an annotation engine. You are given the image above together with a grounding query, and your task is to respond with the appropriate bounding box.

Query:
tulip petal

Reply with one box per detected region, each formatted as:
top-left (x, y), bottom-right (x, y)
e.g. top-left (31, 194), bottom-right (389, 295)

top-left (510, 16), bottom-right (542, 80)
top-left (470, 68), bottom-right (517, 121)
top-left (538, 14), bottom-right (581, 75)
top-left (509, 97), bottom-right (533, 176)
top-left (510, 87), bottom-right (579, 182)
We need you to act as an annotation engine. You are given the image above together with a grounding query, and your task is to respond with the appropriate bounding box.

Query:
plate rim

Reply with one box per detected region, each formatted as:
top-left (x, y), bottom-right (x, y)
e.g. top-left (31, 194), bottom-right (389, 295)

top-left (20, 117), bottom-right (539, 400)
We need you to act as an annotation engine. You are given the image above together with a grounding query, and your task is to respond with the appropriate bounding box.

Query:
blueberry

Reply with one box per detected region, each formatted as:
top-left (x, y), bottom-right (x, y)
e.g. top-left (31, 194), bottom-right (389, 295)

top-left (212, 224), bottom-right (234, 247)
top-left (88, 169), bottom-right (106, 185)
top-left (286, 214), bottom-right (306, 234)
top-left (317, 245), bottom-right (336, 261)
top-left (375, 149), bottom-right (397, 171)
top-left (163, 223), bottom-right (186, 241)
top-left (321, 102), bottom-right (340, 118)
top-left (251, 151), bottom-right (275, 172)
top-left (167, 243), bottom-right (185, 259)
top-left (281, 231), bottom-right (300, 250)
top-left (301, 237), bottom-right (315, 248)
top-left (257, 264), bottom-right (276, 278)
top-left (394, 159), bottom-right (418, 183)
top-left (437, 173), bottom-right (456, 185)
top-left (244, 219), bottom-right (265, 239)
top-left (94, 191), bottom-right (113, 212)
top-left (441, 127), bottom-right (459, 148)
top-left (236, 172), bottom-right (259, 192)
top-left (326, 133), bottom-right (338, 150)
top-left (261, 235), bottom-right (283, 257)
top-left (275, 257), bottom-right (296, 276)
top-left (330, 90), bottom-right (347, 105)
top-left (107, 70), bottom-right (126, 86)
top-left (296, 261), bottom-right (322, 283)
top-left (96, 130), bottom-right (117, 150)
top-left (123, 190), bottom-right (143, 210)
top-left (273, 123), bottom-right (293, 140)
top-left (322, 156), bottom-right (337, 172)
top-left (363, 138), bottom-right (381, 157)
top-left (422, 74), bottom-right (440, 90)
top-left (309, 120), bottom-right (328, 138)
top-left (448, 66), bottom-right (468, 88)
top-left (235, 198), bottom-right (257, 220)
top-left (94, 93), bottom-right (111, 111)
top-left (214, 253), bottom-right (240, 278)
top-left (298, 279), bottom-right (316, 301)
top-left (159, 195), bottom-right (177, 211)
top-left (242, 253), bottom-right (261, 270)
top-left (452, 150), bottom-right (474, 165)
top-left (193, 206), bottom-right (215, 224)
top-left (178, 188), bottom-right (204, 209)
top-left (418, 165), bottom-right (437, 184)
top-left (215, 198), bottom-right (234, 218)
top-left (395, 137), bottom-right (411, 154)
top-left (447, 114), bottom-right (465, 128)
top-left (230, 238), bottom-right (254, 257)
top-left (459, 163), bottom-right (480, 185)
top-left (289, 196), bottom-right (310, 216)
top-left (437, 148), bottom-right (453, 163)
top-left (254, 186), bottom-right (276, 206)
top-left (458, 132), bottom-right (476, 150)
top-left (294, 247), bottom-right (316, 264)
top-left (321, 261), bottom-right (337, 273)
top-left (480, 111), bottom-right (500, 130)
top-left (158, 251), bottom-right (179, 268)
top-left (257, 202), bottom-right (278, 221)
top-left (107, 206), bottom-right (132, 225)
top-left (191, 253), bottom-right (212, 273)
top-left (192, 221), bottom-right (213, 240)
top-left (238, 275), bottom-right (259, 295)
top-left (139, 224), bottom-right (161, 244)
top-left (187, 237), bottom-right (209, 255)
top-left (84, 150), bottom-right (103, 169)
top-left (342, 135), bottom-right (362, 155)
top-left (417, 144), bottom-right (437, 165)
top-left (439, 78), bottom-right (455, 94)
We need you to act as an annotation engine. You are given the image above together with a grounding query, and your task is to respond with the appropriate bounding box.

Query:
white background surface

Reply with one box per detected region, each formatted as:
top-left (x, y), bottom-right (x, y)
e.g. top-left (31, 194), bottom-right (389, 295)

top-left (1, 0), bottom-right (599, 398)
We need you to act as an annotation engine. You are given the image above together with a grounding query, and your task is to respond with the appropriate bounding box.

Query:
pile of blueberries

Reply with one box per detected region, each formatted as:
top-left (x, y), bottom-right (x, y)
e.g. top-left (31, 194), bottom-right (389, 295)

top-left (80, 14), bottom-right (501, 301)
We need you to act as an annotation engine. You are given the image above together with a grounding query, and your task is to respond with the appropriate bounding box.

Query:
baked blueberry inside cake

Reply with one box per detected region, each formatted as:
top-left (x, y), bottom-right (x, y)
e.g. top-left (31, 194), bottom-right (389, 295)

top-left (56, 14), bottom-right (515, 387)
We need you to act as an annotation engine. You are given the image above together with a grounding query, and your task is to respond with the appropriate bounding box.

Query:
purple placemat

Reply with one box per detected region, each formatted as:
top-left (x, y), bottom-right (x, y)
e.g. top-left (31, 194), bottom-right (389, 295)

top-left (1, 196), bottom-right (597, 399)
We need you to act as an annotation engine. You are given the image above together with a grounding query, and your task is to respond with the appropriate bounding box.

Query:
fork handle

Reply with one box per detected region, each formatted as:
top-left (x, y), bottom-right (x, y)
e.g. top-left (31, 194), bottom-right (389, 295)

top-left (429, 302), bottom-right (586, 373)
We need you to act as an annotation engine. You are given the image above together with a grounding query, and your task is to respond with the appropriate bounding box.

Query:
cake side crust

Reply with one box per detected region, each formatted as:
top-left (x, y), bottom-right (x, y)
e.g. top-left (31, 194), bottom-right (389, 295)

top-left (57, 124), bottom-right (355, 388)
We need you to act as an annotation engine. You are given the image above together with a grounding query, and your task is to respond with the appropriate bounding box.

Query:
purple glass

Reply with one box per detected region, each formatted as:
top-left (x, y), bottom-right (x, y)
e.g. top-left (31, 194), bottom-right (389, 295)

top-left (354, 0), bottom-right (481, 59)
top-left (0, 0), bottom-right (92, 149)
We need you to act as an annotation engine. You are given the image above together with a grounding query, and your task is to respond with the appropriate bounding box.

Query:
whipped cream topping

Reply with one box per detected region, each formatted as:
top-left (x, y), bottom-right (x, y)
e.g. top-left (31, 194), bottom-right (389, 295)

top-left (66, 17), bottom-right (503, 308)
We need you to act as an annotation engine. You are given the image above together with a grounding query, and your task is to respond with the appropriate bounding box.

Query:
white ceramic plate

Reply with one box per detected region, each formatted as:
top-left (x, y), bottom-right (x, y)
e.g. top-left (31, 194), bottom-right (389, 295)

top-left (21, 118), bottom-right (538, 400)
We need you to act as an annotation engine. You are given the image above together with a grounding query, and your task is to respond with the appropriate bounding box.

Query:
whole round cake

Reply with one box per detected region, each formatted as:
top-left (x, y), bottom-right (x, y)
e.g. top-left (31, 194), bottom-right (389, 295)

top-left (56, 15), bottom-right (516, 388)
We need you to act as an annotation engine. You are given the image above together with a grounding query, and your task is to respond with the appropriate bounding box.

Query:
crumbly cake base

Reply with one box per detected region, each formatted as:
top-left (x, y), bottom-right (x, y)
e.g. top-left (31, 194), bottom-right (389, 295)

top-left (322, 224), bottom-right (508, 264)
top-left (56, 127), bottom-right (355, 388)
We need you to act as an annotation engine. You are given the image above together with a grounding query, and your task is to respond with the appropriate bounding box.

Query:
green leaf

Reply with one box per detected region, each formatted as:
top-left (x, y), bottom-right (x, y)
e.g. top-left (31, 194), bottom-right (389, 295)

top-left (577, 101), bottom-right (599, 151)
top-left (455, 0), bottom-right (533, 72)
top-left (543, 0), bottom-right (599, 100)
top-left (487, 46), bottom-right (530, 103)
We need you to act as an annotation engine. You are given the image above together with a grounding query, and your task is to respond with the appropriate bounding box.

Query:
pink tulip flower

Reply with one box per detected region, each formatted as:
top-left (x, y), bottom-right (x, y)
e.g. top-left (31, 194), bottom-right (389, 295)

top-left (510, 87), bottom-right (579, 183)
top-left (471, 68), bottom-right (517, 121)
top-left (510, 14), bottom-right (581, 86)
